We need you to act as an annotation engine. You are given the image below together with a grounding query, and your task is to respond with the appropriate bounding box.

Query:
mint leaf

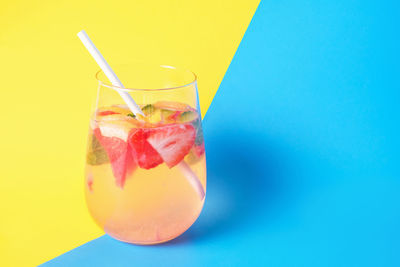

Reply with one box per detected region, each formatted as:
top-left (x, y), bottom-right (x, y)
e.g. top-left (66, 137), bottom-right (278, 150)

top-left (86, 134), bottom-right (109, 165)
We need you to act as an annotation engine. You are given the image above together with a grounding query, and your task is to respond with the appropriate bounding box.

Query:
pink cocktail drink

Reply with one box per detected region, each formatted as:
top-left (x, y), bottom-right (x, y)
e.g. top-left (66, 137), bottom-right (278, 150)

top-left (85, 101), bottom-right (206, 244)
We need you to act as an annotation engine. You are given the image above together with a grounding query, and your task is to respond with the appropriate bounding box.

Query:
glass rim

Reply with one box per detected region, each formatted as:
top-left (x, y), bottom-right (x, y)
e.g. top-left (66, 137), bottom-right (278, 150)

top-left (95, 64), bottom-right (197, 92)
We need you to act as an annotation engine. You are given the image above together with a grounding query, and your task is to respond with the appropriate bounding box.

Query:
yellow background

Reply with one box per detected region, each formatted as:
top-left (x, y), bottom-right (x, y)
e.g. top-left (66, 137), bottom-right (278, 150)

top-left (0, 0), bottom-right (259, 265)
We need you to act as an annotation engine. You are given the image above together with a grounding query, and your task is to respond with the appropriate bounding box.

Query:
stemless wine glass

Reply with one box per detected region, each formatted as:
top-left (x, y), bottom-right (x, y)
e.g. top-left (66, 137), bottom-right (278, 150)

top-left (85, 64), bottom-right (206, 244)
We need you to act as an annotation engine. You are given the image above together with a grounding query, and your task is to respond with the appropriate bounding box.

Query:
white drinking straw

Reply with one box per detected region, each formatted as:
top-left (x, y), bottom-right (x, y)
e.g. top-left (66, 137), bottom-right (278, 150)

top-left (77, 30), bottom-right (205, 200)
top-left (77, 30), bottom-right (144, 116)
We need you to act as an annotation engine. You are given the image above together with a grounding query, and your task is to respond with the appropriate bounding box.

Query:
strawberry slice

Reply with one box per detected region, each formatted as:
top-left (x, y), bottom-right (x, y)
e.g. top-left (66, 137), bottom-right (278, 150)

top-left (128, 129), bottom-right (163, 169)
top-left (96, 105), bottom-right (132, 116)
top-left (98, 110), bottom-right (119, 116)
top-left (94, 128), bottom-right (136, 188)
top-left (147, 124), bottom-right (196, 168)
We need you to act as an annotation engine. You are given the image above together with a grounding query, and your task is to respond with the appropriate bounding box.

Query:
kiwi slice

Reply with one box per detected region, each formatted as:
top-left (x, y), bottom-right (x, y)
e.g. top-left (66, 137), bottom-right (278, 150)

top-left (141, 104), bottom-right (156, 115)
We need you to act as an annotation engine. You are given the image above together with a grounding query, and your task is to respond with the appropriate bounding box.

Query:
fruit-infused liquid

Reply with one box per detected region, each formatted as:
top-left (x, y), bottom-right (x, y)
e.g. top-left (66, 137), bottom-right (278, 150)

top-left (85, 101), bottom-right (206, 244)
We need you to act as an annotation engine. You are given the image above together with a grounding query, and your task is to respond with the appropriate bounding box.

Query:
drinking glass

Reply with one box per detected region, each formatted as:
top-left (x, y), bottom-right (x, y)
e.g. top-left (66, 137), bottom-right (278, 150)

top-left (85, 64), bottom-right (206, 244)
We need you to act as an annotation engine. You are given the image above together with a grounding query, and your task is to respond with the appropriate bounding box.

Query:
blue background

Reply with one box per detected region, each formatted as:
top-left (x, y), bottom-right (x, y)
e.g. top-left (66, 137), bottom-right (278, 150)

top-left (44, 1), bottom-right (400, 266)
